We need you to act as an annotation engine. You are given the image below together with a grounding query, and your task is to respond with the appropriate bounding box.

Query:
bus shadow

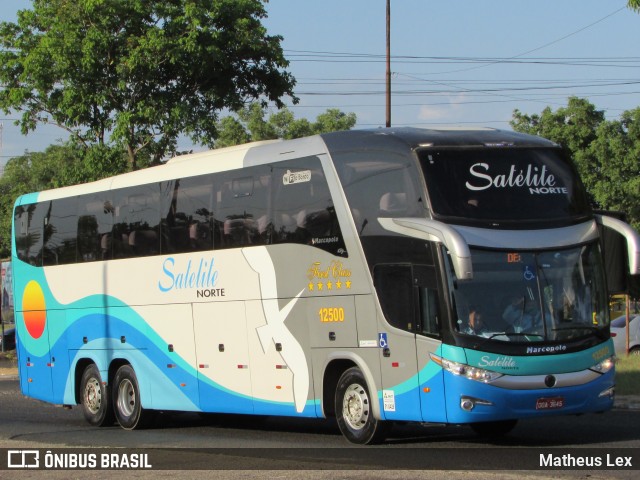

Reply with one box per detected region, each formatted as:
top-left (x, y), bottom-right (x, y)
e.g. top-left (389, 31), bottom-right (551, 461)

top-left (150, 410), bottom-right (343, 437)
top-left (145, 409), bottom-right (640, 447)
top-left (385, 411), bottom-right (640, 446)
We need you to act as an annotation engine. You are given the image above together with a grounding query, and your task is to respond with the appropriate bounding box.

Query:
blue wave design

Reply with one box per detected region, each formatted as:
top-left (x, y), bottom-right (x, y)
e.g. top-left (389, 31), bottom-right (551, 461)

top-left (20, 295), bottom-right (319, 417)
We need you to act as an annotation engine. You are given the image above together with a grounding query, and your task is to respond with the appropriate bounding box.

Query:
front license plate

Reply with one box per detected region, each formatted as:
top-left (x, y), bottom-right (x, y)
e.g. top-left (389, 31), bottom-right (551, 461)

top-left (536, 397), bottom-right (564, 410)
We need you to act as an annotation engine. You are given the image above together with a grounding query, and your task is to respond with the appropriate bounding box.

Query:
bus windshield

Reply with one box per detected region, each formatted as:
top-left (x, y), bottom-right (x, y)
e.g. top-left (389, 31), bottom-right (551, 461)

top-left (448, 243), bottom-right (608, 343)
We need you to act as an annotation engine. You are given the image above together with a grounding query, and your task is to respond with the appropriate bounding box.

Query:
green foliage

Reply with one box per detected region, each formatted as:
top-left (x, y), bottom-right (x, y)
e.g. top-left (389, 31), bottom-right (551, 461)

top-left (0, 142), bottom-right (127, 257)
top-left (615, 354), bottom-right (640, 395)
top-left (215, 104), bottom-right (357, 148)
top-left (0, 0), bottom-right (296, 170)
top-left (511, 97), bottom-right (640, 231)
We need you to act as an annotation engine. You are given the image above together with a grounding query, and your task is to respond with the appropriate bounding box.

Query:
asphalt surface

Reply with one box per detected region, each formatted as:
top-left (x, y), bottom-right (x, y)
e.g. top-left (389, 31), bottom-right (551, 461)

top-left (1, 359), bottom-right (639, 479)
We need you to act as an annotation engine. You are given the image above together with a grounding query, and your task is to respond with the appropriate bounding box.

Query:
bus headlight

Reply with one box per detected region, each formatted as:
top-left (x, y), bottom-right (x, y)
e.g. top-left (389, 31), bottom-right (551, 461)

top-left (589, 356), bottom-right (615, 374)
top-left (430, 354), bottom-right (503, 383)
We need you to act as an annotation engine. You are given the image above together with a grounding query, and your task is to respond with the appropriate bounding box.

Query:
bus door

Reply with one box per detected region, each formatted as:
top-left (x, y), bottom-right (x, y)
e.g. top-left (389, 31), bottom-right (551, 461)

top-left (374, 263), bottom-right (445, 422)
top-left (192, 301), bottom-right (253, 414)
top-left (412, 264), bottom-right (447, 423)
top-left (373, 264), bottom-right (431, 422)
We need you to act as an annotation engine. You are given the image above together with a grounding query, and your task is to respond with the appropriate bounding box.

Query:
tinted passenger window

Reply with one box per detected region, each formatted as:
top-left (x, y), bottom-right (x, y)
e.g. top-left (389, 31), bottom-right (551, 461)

top-left (215, 166), bottom-right (271, 249)
top-left (161, 177), bottom-right (214, 253)
top-left (374, 265), bottom-right (414, 331)
top-left (272, 157), bottom-right (346, 256)
top-left (78, 193), bottom-right (114, 262)
top-left (112, 185), bottom-right (161, 258)
top-left (14, 203), bottom-right (46, 266)
top-left (374, 264), bottom-right (441, 336)
top-left (332, 151), bottom-right (422, 237)
top-left (43, 197), bottom-right (78, 266)
top-left (415, 265), bottom-right (441, 337)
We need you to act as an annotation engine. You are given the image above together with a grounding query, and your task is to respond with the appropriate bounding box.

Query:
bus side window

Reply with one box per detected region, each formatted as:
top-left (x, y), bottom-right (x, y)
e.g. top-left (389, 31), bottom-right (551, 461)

top-left (374, 264), bottom-right (414, 331)
top-left (43, 197), bottom-right (79, 266)
top-left (414, 265), bottom-right (441, 337)
top-left (373, 264), bottom-right (441, 336)
top-left (332, 150), bottom-right (422, 238)
top-left (78, 194), bottom-right (114, 262)
top-left (215, 166), bottom-right (271, 249)
top-left (112, 185), bottom-right (161, 258)
top-left (272, 157), bottom-right (346, 256)
top-left (160, 177), bottom-right (214, 254)
top-left (14, 203), bottom-right (46, 267)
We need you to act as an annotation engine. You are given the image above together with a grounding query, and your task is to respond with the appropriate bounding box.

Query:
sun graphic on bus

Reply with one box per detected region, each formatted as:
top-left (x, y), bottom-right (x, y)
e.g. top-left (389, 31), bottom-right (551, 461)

top-left (22, 280), bottom-right (47, 339)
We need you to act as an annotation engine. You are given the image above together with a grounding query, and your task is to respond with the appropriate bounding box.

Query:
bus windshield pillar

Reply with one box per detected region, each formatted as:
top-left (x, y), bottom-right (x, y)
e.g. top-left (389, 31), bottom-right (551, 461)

top-left (378, 217), bottom-right (473, 280)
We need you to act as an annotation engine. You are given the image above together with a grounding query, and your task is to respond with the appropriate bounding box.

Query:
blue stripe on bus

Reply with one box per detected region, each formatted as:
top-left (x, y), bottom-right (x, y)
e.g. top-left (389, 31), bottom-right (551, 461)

top-left (18, 293), bottom-right (319, 417)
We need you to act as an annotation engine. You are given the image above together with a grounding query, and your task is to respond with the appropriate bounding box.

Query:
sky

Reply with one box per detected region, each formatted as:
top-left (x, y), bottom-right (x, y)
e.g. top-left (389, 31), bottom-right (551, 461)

top-left (1, 0), bottom-right (640, 165)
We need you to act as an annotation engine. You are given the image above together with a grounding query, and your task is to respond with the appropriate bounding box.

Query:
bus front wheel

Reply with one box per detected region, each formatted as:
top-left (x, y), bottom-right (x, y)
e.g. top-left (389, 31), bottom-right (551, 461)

top-left (112, 365), bottom-right (152, 430)
top-left (335, 367), bottom-right (387, 444)
top-left (80, 364), bottom-right (114, 427)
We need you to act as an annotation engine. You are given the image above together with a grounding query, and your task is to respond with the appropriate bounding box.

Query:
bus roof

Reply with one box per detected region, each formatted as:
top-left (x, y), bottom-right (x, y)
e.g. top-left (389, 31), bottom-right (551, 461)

top-left (320, 127), bottom-right (559, 151)
top-left (14, 127), bottom-right (558, 205)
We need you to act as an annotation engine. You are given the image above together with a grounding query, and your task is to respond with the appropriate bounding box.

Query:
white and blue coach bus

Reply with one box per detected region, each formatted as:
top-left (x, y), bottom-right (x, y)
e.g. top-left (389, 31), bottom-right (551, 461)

top-left (11, 128), bottom-right (640, 443)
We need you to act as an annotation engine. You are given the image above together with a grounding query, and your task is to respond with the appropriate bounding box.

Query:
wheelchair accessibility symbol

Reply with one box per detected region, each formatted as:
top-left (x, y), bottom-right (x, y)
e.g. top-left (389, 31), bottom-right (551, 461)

top-left (523, 265), bottom-right (536, 281)
top-left (379, 333), bottom-right (388, 348)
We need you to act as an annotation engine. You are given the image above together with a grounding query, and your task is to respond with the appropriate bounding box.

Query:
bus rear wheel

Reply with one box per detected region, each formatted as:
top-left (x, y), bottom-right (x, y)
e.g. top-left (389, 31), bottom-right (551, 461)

top-left (80, 364), bottom-right (114, 427)
top-left (112, 364), bottom-right (152, 429)
top-left (335, 367), bottom-right (387, 444)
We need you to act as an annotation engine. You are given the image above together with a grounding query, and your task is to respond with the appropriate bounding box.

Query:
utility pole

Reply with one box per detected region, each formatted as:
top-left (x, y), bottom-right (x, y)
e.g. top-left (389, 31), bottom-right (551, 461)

top-left (385, 0), bottom-right (391, 128)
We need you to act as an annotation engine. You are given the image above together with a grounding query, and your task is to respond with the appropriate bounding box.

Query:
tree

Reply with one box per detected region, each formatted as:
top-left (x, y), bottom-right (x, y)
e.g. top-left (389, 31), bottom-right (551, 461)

top-left (511, 98), bottom-right (640, 230)
top-left (214, 104), bottom-right (357, 148)
top-left (0, 0), bottom-right (296, 170)
top-left (0, 142), bottom-right (128, 257)
top-left (511, 97), bottom-right (605, 190)
top-left (588, 108), bottom-right (640, 228)
top-left (629, 0), bottom-right (640, 12)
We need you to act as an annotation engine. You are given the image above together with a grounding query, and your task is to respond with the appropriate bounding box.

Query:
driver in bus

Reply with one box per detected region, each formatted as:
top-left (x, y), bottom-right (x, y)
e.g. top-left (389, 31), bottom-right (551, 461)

top-left (460, 308), bottom-right (489, 336)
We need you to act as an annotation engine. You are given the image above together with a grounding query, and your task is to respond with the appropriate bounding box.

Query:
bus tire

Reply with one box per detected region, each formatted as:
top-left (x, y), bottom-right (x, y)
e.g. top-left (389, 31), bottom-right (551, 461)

top-left (470, 419), bottom-right (518, 438)
top-left (335, 367), bottom-right (387, 444)
top-left (112, 364), bottom-right (152, 430)
top-left (80, 364), bottom-right (114, 427)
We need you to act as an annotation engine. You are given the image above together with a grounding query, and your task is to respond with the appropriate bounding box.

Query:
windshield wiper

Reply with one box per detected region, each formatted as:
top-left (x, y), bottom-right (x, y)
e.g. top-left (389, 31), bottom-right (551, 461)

top-left (487, 332), bottom-right (545, 340)
top-left (552, 324), bottom-right (606, 339)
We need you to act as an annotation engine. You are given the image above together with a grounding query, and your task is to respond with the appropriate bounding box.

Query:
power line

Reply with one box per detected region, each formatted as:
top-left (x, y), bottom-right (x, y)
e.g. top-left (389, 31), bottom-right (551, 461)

top-left (421, 5), bottom-right (629, 75)
top-left (294, 80), bottom-right (640, 96)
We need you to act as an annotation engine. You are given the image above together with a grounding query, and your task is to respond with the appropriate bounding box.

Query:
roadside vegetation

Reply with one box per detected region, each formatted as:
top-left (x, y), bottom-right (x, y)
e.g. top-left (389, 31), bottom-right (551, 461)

top-left (615, 354), bottom-right (640, 396)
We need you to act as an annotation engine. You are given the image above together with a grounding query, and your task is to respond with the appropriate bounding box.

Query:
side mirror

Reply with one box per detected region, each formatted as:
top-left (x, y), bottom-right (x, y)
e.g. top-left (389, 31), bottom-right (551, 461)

top-left (595, 214), bottom-right (640, 295)
top-left (378, 217), bottom-right (473, 280)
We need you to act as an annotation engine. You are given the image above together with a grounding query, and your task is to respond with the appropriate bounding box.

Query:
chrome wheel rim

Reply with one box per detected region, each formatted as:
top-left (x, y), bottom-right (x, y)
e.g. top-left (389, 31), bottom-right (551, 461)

top-left (117, 378), bottom-right (136, 417)
top-left (342, 383), bottom-right (369, 430)
top-left (84, 377), bottom-right (102, 414)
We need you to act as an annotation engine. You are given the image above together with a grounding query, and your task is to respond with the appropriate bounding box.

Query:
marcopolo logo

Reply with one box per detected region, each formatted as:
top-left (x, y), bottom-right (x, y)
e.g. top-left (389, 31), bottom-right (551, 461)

top-left (526, 344), bottom-right (568, 354)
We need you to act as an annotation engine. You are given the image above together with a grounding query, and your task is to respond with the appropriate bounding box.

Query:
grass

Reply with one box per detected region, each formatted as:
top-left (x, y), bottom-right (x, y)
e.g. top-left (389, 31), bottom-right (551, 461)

top-left (615, 354), bottom-right (640, 396)
top-left (0, 350), bottom-right (16, 362)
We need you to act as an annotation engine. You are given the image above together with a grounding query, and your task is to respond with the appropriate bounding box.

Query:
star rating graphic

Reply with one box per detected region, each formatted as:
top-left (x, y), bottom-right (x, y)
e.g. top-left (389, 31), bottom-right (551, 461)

top-left (308, 280), bottom-right (352, 291)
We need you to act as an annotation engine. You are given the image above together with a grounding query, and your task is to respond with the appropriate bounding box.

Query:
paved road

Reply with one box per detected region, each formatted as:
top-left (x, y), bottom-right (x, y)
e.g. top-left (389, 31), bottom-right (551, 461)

top-left (0, 376), bottom-right (639, 479)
